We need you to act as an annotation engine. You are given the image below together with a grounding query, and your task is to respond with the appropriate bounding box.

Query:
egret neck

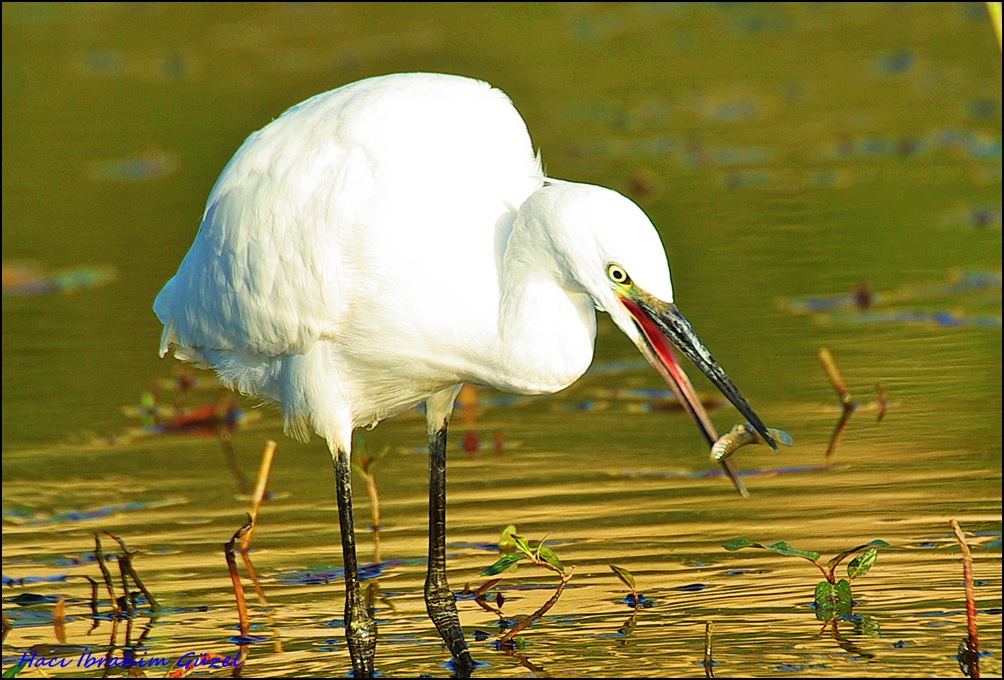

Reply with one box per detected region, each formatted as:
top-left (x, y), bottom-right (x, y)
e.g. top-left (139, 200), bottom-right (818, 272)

top-left (491, 187), bottom-right (598, 395)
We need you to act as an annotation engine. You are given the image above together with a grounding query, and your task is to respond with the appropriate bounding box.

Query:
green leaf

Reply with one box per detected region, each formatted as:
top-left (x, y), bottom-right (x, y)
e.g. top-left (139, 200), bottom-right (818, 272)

top-left (847, 548), bottom-right (879, 580)
top-left (814, 581), bottom-right (835, 610)
top-left (834, 578), bottom-right (853, 612)
top-left (609, 564), bottom-right (636, 590)
top-left (1, 661), bottom-right (24, 679)
top-left (140, 392), bottom-right (156, 426)
top-left (814, 579), bottom-right (853, 618)
top-left (482, 552), bottom-right (524, 576)
top-left (723, 538), bottom-right (761, 551)
top-left (537, 545), bottom-right (563, 572)
top-left (723, 538), bottom-right (820, 561)
top-left (853, 615), bottom-right (881, 638)
top-left (512, 533), bottom-right (533, 557)
top-left (827, 542), bottom-right (891, 574)
top-left (765, 542), bottom-right (821, 561)
top-left (498, 525), bottom-right (518, 555)
top-left (618, 614), bottom-right (638, 637)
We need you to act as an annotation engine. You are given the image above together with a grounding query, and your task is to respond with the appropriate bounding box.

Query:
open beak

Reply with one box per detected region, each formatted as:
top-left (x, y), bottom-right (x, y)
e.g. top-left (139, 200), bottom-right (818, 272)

top-left (619, 290), bottom-right (777, 452)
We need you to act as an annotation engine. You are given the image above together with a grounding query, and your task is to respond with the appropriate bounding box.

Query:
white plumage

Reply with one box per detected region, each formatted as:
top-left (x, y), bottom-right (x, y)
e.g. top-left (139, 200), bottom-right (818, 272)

top-left (155, 72), bottom-right (679, 444)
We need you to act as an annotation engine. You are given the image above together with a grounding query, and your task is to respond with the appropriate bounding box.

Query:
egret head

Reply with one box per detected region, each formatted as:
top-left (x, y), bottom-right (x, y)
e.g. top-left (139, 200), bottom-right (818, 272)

top-left (532, 181), bottom-right (776, 450)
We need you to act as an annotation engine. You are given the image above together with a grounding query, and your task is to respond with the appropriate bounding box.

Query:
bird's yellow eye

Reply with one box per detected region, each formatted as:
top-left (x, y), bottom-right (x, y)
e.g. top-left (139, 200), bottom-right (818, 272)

top-left (607, 264), bottom-right (630, 285)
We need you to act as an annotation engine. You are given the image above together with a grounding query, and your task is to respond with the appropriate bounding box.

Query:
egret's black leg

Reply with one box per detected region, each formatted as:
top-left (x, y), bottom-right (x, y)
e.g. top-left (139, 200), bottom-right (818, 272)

top-left (334, 448), bottom-right (377, 676)
top-left (426, 423), bottom-right (474, 675)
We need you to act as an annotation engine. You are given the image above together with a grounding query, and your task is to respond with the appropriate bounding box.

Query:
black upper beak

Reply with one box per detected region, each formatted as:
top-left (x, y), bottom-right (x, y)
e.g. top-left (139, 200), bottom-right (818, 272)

top-left (621, 293), bottom-right (777, 451)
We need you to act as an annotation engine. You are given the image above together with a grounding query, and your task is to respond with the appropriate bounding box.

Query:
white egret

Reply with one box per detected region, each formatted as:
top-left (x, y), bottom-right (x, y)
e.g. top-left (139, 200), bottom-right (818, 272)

top-left (154, 72), bottom-right (775, 676)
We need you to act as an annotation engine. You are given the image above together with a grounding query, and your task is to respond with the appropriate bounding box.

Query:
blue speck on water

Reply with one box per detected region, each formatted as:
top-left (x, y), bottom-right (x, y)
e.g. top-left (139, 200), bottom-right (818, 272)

top-left (228, 634), bottom-right (269, 645)
top-left (160, 53), bottom-right (189, 80)
top-left (676, 583), bottom-right (708, 592)
top-left (890, 640), bottom-right (913, 648)
top-left (2, 574), bottom-right (68, 587)
top-left (621, 593), bottom-right (655, 608)
top-left (448, 541), bottom-right (498, 551)
top-left (776, 663), bottom-right (828, 672)
top-left (967, 99), bottom-right (1000, 120)
top-left (874, 48), bottom-right (916, 75)
top-left (83, 50), bottom-right (124, 74)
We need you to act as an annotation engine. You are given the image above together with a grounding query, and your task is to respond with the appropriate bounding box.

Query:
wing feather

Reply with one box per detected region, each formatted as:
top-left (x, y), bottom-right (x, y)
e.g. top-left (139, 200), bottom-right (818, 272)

top-left (154, 73), bottom-right (544, 438)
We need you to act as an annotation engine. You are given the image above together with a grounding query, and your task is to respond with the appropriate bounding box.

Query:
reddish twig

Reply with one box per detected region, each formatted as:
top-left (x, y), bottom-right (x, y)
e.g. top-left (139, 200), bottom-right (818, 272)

top-left (498, 559), bottom-right (572, 644)
top-left (225, 519), bottom-right (253, 638)
top-left (950, 519), bottom-right (980, 678)
top-left (239, 440), bottom-right (276, 606)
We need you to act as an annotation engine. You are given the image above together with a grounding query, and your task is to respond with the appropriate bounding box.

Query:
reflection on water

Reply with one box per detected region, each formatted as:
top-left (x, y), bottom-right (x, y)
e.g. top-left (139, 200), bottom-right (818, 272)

top-left (2, 440), bottom-right (1001, 676)
top-left (2, 2), bottom-right (1000, 677)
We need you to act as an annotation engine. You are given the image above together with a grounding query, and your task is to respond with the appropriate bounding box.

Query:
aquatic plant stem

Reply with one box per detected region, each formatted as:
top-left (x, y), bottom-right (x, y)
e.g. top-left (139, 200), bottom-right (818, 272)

top-left (116, 555), bottom-right (133, 616)
top-left (93, 534), bottom-right (121, 614)
top-left (352, 438), bottom-right (392, 564)
top-left (218, 426), bottom-right (252, 495)
top-left (240, 440), bottom-right (276, 606)
top-left (104, 532), bottom-right (161, 611)
top-left (225, 519), bottom-right (253, 638)
top-left (875, 384), bottom-right (888, 423)
top-left (704, 620), bottom-right (715, 679)
top-left (227, 521), bottom-right (254, 678)
top-left (950, 519), bottom-right (980, 678)
top-left (53, 597), bottom-right (66, 644)
top-left (498, 561), bottom-right (573, 644)
top-left (353, 461), bottom-right (383, 563)
top-left (240, 440), bottom-right (276, 551)
top-left (819, 347), bottom-right (858, 463)
top-left (76, 575), bottom-right (100, 633)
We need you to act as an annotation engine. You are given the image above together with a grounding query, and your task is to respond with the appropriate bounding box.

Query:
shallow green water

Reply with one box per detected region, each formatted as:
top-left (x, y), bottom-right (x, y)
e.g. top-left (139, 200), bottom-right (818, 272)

top-left (2, 3), bottom-right (1001, 677)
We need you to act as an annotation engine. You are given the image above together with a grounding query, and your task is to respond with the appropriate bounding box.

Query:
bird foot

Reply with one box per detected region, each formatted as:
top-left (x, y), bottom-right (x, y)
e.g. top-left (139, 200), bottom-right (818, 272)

top-left (346, 596), bottom-right (377, 677)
